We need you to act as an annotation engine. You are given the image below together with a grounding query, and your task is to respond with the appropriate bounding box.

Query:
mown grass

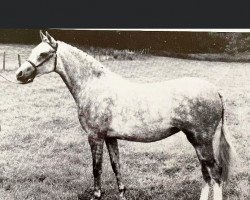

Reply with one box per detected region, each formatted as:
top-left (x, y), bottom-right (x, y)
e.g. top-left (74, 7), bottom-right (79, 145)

top-left (0, 44), bottom-right (249, 199)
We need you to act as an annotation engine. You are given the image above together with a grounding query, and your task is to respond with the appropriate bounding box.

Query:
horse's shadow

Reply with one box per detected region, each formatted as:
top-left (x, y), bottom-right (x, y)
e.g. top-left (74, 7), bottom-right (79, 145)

top-left (77, 187), bottom-right (93, 200)
top-left (77, 179), bottom-right (201, 200)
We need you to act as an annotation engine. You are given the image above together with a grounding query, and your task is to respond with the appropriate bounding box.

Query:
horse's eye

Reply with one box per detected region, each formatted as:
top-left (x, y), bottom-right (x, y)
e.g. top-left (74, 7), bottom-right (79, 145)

top-left (40, 53), bottom-right (47, 57)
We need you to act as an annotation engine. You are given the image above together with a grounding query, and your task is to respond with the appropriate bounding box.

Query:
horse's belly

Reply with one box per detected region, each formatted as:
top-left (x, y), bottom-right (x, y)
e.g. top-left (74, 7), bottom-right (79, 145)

top-left (107, 126), bottom-right (178, 142)
top-left (107, 114), bottom-right (177, 142)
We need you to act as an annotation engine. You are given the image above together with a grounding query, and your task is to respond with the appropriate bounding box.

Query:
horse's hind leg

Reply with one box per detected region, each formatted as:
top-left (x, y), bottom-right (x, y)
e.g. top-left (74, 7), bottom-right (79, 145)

top-left (105, 138), bottom-right (126, 200)
top-left (195, 143), bottom-right (222, 200)
top-left (184, 130), bottom-right (223, 200)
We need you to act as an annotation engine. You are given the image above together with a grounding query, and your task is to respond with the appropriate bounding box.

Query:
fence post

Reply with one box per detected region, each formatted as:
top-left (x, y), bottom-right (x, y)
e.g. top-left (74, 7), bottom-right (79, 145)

top-left (18, 54), bottom-right (21, 67)
top-left (3, 52), bottom-right (5, 71)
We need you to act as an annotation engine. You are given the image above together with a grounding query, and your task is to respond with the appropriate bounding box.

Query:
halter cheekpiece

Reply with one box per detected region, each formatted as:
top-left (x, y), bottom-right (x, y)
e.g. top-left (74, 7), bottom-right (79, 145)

top-left (27, 42), bottom-right (58, 70)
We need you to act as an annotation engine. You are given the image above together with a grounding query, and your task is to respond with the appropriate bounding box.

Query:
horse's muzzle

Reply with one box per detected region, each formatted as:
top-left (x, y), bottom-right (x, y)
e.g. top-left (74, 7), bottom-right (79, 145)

top-left (16, 63), bottom-right (36, 83)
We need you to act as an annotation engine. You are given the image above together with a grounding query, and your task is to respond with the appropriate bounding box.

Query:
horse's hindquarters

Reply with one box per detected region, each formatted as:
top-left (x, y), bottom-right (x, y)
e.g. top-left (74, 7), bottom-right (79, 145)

top-left (171, 91), bottom-right (222, 134)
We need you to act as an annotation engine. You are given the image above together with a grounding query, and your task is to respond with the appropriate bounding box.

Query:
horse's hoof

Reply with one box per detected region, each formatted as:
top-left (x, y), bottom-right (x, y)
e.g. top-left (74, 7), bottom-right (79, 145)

top-left (90, 194), bottom-right (102, 200)
top-left (119, 186), bottom-right (127, 200)
top-left (90, 197), bottom-right (101, 200)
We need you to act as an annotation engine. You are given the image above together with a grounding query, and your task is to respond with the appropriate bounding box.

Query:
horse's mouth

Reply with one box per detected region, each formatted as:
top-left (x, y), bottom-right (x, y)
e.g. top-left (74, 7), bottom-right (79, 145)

top-left (26, 78), bottom-right (34, 83)
top-left (17, 77), bottom-right (34, 84)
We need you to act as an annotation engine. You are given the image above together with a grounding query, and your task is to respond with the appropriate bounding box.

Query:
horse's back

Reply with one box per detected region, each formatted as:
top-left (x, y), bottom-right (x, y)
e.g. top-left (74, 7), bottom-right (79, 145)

top-left (127, 77), bottom-right (219, 104)
top-left (108, 76), bottom-right (222, 140)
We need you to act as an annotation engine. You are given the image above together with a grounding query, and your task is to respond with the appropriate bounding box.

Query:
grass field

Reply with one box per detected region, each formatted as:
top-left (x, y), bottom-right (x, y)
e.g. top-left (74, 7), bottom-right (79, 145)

top-left (0, 44), bottom-right (249, 200)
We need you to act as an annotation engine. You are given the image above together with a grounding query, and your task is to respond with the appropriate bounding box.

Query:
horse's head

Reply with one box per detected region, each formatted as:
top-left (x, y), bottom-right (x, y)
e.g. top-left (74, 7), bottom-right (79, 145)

top-left (16, 30), bottom-right (58, 83)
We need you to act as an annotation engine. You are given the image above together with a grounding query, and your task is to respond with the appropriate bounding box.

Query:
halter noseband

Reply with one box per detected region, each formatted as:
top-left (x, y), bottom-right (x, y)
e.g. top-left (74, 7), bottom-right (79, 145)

top-left (27, 42), bottom-right (58, 70)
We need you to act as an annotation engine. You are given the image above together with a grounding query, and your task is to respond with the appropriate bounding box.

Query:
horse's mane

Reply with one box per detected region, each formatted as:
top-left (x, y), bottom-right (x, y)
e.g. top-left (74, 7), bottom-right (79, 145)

top-left (58, 41), bottom-right (87, 55)
top-left (57, 41), bottom-right (109, 76)
top-left (57, 41), bottom-right (100, 64)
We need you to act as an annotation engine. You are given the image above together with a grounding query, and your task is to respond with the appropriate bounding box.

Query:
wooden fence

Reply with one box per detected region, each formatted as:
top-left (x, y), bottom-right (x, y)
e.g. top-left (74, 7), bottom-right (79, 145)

top-left (1, 52), bottom-right (21, 71)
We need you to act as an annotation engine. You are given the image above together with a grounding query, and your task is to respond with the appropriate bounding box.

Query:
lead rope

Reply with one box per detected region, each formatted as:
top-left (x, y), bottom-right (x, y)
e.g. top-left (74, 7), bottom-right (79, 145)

top-left (0, 52), bottom-right (25, 84)
top-left (0, 73), bottom-right (25, 84)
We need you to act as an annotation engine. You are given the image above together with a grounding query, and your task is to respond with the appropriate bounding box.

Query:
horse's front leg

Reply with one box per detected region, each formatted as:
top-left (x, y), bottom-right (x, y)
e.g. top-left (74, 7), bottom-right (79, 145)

top-left (88, 134), bottom-right (104, 200)
top-left (105, 137), bottom-right (126, 200)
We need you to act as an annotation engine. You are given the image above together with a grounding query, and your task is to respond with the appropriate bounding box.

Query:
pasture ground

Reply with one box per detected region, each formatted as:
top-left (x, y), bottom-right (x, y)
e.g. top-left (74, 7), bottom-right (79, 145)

top-left (0, 44), bottom-right (249, 199)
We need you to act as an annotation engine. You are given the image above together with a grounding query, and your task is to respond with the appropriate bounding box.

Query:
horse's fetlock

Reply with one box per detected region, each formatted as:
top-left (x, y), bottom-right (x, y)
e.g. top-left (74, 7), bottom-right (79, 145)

top-left (92, 190), bottom-right (102, 199)
top-left (119, 183), bottom-right (126, 194)
top-left (119, 185), bottom-right (126, 200)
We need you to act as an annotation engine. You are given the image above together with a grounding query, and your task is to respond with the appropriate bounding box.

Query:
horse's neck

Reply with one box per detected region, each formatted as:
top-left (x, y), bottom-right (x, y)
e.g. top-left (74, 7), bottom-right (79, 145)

top-left (55, 42), bottom-right (109, 103)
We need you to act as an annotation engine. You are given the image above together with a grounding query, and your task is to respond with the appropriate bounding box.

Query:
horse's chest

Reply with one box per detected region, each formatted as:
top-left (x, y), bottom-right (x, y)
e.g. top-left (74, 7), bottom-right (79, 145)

top-left (77, 98), bottom-right (113, 132)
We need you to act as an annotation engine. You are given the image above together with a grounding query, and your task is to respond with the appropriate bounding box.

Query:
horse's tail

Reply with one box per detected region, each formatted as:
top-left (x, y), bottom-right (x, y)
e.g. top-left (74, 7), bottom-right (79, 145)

top-left (216, 92), bottom-right (233, 182)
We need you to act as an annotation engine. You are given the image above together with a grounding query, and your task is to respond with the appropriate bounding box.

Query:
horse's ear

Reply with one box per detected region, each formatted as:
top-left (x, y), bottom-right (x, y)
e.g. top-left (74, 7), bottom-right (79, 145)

top-left (40, 30), bottom-right (48, 42)
top-left (45, 31), bottom-right (57, 48)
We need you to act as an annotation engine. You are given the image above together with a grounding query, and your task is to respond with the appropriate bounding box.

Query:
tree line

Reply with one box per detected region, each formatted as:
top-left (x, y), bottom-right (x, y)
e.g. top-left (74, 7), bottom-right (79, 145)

top-left (0, 29), bottom-right (249, 55)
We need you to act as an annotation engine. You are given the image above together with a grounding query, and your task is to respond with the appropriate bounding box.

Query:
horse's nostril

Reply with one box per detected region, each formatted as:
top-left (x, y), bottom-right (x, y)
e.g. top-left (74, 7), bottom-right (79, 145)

top-left (17, 71), bottom-right (23, 78)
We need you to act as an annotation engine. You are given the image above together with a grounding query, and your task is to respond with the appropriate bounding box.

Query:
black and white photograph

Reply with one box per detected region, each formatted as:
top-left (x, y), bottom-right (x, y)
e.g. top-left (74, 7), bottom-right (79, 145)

top-left (0, 29), bottom-right (249, 200)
